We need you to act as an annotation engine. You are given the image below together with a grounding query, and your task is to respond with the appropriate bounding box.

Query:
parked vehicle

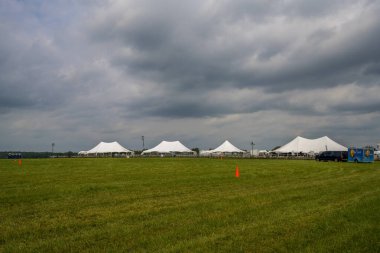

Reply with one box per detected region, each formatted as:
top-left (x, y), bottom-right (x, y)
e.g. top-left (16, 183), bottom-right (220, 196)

top-left (315, 151), bottom-right (348, 162)
top-left (375, 150), bottom-right (380, 160)
top-left (7, 153), bottom-right (22, 159)
top-left (347, 147), bottom-right (374, 163)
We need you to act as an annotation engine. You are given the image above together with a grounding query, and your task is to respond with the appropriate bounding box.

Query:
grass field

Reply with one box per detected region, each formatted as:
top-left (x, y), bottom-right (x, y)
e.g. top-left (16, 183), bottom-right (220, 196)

top-left (0, 158), bottom-right (379, 252)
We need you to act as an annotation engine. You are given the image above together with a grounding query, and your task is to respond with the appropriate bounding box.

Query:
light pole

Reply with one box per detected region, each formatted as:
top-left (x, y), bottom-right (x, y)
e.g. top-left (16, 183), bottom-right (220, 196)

top-left (250, 141), bottom-right (255, 157)
top-left (141, 136), bottom-right (145, 151)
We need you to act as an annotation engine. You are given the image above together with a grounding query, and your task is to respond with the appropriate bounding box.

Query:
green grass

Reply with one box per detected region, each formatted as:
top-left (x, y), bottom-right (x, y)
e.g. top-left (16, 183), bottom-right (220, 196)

top-left (0, 158), bottom-right (379, 252)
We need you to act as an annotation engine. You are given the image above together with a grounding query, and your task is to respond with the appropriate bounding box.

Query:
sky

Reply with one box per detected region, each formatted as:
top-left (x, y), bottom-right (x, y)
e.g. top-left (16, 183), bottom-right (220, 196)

top-left (1, 0), bottom-right (380, 152)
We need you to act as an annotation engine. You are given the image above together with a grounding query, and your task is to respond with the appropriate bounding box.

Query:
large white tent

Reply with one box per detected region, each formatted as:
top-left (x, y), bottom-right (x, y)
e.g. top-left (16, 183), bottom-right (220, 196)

top-left (82, 141), bottom-right (133, 156)
top-left (141, 141), bottom-right (195, 155)
top-left (200, 140), bottom-right (245, 156)
top-left (275, 136), bottom-right (347, 154)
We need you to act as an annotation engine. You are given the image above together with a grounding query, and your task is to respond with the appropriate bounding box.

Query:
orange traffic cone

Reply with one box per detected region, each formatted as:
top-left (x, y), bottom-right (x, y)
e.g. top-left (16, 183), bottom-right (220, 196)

top-left (235, 165), bottom-right (240, 178)
top-left (18, 159), bottom-right (22, 166)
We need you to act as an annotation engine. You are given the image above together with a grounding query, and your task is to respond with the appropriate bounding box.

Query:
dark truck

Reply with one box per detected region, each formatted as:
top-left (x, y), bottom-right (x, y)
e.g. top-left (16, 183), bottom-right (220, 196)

top-left (315, 151), bottom-right (348, 162)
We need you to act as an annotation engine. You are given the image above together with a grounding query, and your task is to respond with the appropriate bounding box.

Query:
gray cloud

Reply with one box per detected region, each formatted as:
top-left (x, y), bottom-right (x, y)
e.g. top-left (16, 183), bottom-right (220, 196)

top-left (0, 0), bottom-right (379, 151)
top-left (87, 0), bottom-right (380, 94)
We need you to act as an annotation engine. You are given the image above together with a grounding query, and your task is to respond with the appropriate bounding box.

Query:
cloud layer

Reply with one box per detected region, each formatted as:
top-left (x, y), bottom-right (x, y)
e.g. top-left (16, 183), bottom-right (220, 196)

top-left (1, 0), bottom-right (380, 151)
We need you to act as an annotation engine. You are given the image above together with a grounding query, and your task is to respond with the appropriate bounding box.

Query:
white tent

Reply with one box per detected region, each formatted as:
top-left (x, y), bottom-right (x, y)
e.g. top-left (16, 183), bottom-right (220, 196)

top-left (275, 136), bottom-right (347, 154)
top-left (78, 151), bottom-right (88, 156)
top-left (200, 150), bottom-right (212, 156)
top-left (85, 141), bottom-right (133, 156)
top-left (141, 141), bottom-right (195, 155)
top-left (202, 140), bottom-right (245, 155)
top-left (258, 150), bottom-right (269, 156)
top-left (250, 149), bottom-right (259, 156)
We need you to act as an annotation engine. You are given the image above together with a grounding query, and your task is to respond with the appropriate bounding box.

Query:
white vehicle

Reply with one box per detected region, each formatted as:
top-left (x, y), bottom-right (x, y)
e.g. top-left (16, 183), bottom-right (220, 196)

top-left (374, 150), bottom-right (380, 159)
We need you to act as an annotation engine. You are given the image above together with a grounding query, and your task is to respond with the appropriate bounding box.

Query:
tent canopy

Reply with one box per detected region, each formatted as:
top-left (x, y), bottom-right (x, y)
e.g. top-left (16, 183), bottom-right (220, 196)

top-left (85, 141), bottom-right (133, 154)
top-left (142, 141), bottom-right (193, 154)
top-left (275, 136), bottom-right (347, 154)
top-left (207, 140), bottom-right (245, 153)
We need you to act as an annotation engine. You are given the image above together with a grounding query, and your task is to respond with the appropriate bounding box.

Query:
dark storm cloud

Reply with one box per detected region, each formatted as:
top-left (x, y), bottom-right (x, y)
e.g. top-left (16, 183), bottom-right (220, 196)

top-left (334, 102), bottom-right (380, 114)
top-left (90, 0), bottom-right (380, 95)
top-left (0, 4), bottom-right (65, 111)
top-left (1, 0), bottom-right (380, 151)
top-left (283, 0), bottom-right (354, 18)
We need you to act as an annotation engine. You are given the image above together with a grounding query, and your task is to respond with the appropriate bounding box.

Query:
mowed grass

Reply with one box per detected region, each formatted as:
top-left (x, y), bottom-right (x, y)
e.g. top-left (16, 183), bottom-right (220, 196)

top-left (0, 158), bottom-right (379, 252)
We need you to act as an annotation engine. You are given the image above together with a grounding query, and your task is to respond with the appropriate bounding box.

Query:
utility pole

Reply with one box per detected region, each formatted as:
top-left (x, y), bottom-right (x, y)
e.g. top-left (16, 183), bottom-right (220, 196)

top-left (52, 142), bottom-right (55, 156)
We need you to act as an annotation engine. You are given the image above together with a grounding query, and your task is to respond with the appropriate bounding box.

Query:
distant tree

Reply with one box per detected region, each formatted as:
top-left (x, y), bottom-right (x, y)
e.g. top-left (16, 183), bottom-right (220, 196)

top-left (191, 148), bottom-right (199, 155)
top-left (134, 150), bottom-right (143, 155)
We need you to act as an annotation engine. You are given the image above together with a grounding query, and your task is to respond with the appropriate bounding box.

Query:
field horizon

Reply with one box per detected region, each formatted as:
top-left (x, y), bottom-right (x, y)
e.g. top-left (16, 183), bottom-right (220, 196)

top-left (1, 158), bottom-right (379, 252)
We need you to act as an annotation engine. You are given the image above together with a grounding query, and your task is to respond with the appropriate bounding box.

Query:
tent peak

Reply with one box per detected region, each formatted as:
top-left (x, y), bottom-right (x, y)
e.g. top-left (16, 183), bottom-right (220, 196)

top-left (276, 136), bottom-right (347, 153)
top-left (142, 140), bottom-right (193, 154)
top-left (207, 140), bottom-right (245, 153)
top-left (84, 141), bottom-right (133, 154)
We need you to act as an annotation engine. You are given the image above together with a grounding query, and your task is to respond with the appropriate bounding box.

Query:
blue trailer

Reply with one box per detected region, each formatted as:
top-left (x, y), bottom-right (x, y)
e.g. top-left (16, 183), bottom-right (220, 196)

top-left (347, 147), bottom-right (374, 163)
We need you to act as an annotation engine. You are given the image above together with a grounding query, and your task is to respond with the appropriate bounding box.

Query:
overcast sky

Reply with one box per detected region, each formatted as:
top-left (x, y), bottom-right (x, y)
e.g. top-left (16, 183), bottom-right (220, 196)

top-left (1, 0), bottom-right (380, 152)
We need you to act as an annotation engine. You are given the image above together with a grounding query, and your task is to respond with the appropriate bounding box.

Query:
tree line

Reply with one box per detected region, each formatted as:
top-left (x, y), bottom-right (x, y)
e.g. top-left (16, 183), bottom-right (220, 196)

top-left (0, 151), bottom-right (75, 159)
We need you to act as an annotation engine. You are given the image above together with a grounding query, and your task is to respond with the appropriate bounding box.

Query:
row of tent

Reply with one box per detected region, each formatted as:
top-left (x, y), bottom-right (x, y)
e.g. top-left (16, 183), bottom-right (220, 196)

top-left (78, 140), bottom-right (245, 156)
top-left (78, 136), bottom-right (348, 156)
